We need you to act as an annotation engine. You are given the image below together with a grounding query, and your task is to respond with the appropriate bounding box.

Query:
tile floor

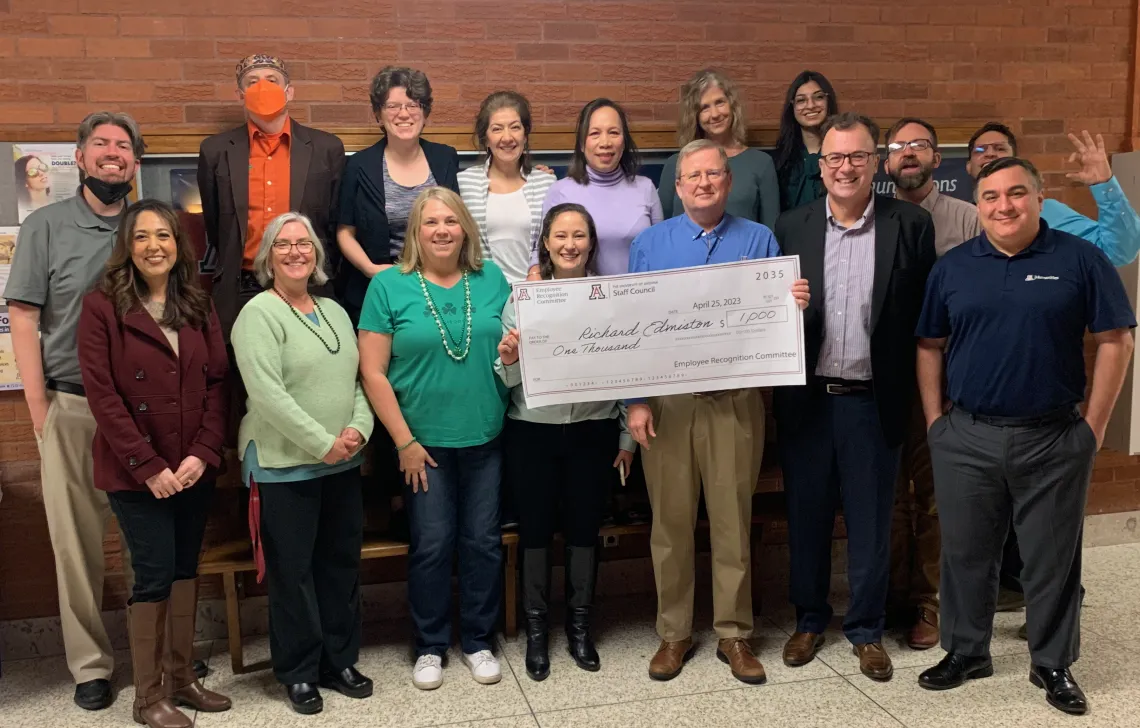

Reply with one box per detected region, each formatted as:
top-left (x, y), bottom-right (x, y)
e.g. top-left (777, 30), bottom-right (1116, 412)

top-left (4, 542), bottom-right (1140, 727)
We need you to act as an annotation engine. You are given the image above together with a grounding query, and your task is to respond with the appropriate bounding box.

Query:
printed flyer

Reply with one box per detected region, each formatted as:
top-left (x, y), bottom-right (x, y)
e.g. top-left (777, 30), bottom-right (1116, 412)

top-left (12, 143), bottom-right (79, 223)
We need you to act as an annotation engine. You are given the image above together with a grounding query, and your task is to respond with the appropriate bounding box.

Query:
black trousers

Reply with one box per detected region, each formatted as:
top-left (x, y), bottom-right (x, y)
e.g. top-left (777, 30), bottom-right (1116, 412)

top-left (779, 389), bottom-right (901, 644)
top-left (259, 468), bottom-right (364, 685)
top-left (930, 407), bottom-right (1095, 668)
top-left (506, 418), bottom-right (617, 549)
top-left (108, 481), bottom-right (215, 604)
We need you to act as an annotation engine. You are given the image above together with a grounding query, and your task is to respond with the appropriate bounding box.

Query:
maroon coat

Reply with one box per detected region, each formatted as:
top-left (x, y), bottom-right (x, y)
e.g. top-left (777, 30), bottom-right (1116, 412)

top-left (78, 290), bottom-right (229, 493)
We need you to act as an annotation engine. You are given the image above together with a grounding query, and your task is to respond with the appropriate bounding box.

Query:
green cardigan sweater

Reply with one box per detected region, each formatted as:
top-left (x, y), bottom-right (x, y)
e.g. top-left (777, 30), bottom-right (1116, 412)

top-left (232, 292), bottom-right (374, 468)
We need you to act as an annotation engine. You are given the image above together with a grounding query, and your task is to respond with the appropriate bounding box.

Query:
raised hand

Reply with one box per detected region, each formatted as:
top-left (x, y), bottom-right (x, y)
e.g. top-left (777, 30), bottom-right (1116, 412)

top-left (1066, 130), bottom-right (1113, 187)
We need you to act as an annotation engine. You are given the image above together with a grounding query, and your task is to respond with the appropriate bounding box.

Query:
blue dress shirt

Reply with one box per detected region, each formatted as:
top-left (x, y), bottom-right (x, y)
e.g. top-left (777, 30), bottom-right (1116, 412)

top-left (1042, 176), bottom-right (1140, 267)
top-left (625, 213), bottom-right (782, 405)
top-left (627, 212), bottom-right (781, 274)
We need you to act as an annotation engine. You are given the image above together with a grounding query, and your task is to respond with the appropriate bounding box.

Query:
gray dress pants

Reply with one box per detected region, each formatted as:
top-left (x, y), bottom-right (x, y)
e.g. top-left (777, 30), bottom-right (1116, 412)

top-left (928, 406), bottom-right (1096, 669)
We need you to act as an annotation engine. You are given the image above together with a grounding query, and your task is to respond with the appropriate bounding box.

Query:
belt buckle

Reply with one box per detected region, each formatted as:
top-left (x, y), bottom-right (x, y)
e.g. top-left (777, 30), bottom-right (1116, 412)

top-left (825, 383), bottom-right (844, 395)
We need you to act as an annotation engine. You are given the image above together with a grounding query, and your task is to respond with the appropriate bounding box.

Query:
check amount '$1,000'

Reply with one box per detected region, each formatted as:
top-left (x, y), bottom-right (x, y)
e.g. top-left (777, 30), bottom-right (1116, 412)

top-left (512, 256), bottom-right (807, 408)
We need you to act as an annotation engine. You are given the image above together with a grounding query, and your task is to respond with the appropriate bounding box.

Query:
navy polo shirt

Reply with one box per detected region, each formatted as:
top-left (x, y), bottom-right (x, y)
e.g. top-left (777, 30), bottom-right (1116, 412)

top-left (916, 221), bottom-right (1136, 418)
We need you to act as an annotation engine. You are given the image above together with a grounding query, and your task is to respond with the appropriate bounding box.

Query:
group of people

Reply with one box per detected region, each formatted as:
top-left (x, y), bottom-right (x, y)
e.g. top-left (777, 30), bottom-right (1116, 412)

top-left (5, 51), bottom-right (1139, 724)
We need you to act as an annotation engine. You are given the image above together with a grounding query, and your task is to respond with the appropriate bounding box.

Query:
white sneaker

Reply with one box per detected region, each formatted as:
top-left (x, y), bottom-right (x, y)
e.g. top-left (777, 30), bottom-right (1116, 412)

top-left (462, 650), bottom-right (502, 684)
top-left (412, 654), bottom-right (443, 690)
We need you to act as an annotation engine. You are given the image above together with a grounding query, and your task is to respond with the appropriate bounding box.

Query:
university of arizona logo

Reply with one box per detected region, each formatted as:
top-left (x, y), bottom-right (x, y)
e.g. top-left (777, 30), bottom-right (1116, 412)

top-left (589, 284), bottom-right (606, 300)
top-left (516, 288), bottom-right (531, 301)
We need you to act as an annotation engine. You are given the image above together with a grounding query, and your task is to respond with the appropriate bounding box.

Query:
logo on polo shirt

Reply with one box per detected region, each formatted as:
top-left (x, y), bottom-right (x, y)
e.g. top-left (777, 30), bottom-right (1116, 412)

top-left (1025, 274), bottom-right (1060, 281)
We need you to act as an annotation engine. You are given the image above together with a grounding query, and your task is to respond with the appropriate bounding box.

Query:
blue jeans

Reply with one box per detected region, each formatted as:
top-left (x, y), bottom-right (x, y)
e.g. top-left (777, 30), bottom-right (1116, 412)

top-left (406, 437), bottom-right (503, 657)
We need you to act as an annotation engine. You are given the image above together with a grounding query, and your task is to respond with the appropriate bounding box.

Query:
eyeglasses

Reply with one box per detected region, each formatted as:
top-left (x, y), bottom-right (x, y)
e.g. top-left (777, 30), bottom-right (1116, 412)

top-left (973, 142), bottom-right (1013, 155)
top-left (25, 166), bottom-right (46, 178)
top-left (793, 91), bottom-right (828, 109)
top-left (681, 168), bottom-right (728, 184)
top-left (383, 101), bottom-right (422, 115)
top-left (887, 139), bottom-right (934, 155)
top-left (821, 151), bottom-right (876, 168)
top-left (272, 240), bottom-right (314, 253)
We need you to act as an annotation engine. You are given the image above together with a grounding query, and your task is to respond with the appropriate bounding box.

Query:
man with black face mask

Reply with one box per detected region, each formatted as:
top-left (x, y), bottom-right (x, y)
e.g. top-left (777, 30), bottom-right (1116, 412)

top-left (4, 112), bottom-right (143, 711)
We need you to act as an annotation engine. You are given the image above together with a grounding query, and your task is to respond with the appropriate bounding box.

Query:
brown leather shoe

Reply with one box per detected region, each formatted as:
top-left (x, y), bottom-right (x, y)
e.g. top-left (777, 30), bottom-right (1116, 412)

top-left (717, 638), bottom-right (766, 684)
top-left (782, 632), bottom-right (825, 667)
top-left (907, 607), bottom-right (939, 650)
top-left (853, 643), bottom-right (893, 681)
top-left (648, 638), bottom-right (695, 681)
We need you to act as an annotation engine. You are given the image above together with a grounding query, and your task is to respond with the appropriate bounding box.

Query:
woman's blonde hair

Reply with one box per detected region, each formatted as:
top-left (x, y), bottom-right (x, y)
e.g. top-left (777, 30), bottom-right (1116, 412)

top-left (677, 69), bottom-right (747, 148)
top-left (399, 187), bottom-right (485, 273)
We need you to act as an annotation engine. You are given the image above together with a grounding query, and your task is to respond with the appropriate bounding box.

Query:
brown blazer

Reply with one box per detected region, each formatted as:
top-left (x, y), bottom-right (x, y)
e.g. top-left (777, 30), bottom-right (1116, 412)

top-left (77, 291), bottom-right (229, 493)
top-left (197, 119), bottom-right (346, 339)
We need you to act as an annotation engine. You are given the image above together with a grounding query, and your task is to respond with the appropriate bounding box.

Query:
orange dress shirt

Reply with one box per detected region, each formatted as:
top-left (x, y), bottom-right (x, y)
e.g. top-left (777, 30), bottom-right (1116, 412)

top-left (244, 117), bottom-right (292, 269)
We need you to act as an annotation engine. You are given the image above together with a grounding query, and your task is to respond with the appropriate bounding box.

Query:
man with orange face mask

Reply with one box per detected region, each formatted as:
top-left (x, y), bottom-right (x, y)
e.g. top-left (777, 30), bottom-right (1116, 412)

top-left (198, 54), bottom-right (346, 339)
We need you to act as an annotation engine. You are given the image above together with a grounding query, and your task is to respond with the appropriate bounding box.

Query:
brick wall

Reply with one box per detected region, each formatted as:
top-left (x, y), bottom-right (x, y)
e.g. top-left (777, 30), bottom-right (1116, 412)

top-left (2, 0), bottom-right (1140, 620)
top-left (0, 0), bottom-right (1134, 205)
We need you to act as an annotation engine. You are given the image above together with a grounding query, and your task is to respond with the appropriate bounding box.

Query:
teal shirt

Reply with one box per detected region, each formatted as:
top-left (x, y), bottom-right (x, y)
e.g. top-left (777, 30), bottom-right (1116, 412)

top-left (781, 149), bottom-right (824, 212)
top-left (359, 261), bottom-right (512, 448)
top-left (1041, 177), bottom-right (1140, 267)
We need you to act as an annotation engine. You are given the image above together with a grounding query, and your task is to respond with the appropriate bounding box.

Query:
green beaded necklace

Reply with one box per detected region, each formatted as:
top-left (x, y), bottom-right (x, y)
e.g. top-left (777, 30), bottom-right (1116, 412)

top-left (417, 271), bottom-right (472, 362)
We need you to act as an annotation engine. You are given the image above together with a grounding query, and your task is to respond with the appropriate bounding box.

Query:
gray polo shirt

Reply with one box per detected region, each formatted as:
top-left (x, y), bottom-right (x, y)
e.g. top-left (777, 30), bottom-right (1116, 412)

top-left (3, 191), bottom-right (119, 385)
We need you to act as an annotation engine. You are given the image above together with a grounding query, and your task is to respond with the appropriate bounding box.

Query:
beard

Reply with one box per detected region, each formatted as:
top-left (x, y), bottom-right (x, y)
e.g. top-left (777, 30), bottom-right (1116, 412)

top-left (892, 163), bottom-right (932, 191)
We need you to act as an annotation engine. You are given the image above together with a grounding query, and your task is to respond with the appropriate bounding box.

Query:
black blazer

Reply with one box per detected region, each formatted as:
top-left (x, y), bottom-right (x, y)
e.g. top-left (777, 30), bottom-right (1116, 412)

top-left (337, 137), bottom-right (460, 317)
top-left (197, 120), bottom-right (346, 339)
top-left (772, 195), bottom-right (936, 448)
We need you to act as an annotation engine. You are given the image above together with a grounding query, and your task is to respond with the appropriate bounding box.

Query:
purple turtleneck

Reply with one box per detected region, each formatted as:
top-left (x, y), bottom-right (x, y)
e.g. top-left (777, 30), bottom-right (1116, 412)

top-left (533, 166), bottom-right (664, 276)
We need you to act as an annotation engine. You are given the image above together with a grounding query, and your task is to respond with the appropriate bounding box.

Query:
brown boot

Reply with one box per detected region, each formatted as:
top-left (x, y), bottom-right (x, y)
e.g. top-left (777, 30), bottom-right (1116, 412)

top-left (717, 638), bottom-right (766, 684)
top-left (648, 638), bottom-right (695, 681)
top-left (129, 601), bottom-right (192, 728)
top-left (853, 642), bottom-right (894, 681)
top-left (165, 579), bottom-right (232, 713)
top-left (782, 632), bottom-right (824, 667)
top-left (907, 606), bottom-right (939, 650)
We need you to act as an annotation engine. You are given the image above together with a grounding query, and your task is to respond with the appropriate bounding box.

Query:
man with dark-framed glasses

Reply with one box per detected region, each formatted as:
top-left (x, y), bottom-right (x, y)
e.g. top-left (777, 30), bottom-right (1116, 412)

top-left (881, 117), bottom-right (982, 651)
top-left (773, 111), bottom-right (936, 682)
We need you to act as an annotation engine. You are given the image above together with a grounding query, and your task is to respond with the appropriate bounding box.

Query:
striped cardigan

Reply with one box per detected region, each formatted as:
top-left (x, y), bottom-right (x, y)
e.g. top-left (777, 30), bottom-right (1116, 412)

top-left (458, 160), bottom-right (556, 280)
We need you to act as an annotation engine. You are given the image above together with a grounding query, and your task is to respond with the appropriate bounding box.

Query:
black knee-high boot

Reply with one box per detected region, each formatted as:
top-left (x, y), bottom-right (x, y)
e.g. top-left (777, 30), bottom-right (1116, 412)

top-left (522, 548), bottom-right (551, 680)
top-left (565, 545), bottom-right (600, 671)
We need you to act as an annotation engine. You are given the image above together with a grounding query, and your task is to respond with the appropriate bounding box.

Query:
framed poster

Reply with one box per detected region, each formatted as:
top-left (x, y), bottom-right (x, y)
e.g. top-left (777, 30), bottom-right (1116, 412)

top-left (12, 143), bottom-right (79, 223)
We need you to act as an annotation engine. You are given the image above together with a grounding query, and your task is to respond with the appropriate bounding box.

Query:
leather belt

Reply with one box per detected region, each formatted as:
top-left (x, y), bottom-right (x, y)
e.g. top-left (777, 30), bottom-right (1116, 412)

top-left (963, 406), bottom-right (1077, 429)
top-left (818, 378), bottom-right (872, 395)
top-left (46, 379), bottom-right (85, 397)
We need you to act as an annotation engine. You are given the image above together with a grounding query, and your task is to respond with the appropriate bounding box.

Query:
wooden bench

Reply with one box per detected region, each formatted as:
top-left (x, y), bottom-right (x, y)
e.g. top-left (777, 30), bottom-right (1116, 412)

top-left (199, 532), bottom-right (520, 674)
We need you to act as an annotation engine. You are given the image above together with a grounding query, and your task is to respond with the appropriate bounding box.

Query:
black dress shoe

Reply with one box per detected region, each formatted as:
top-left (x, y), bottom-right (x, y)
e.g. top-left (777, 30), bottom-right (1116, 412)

top-left (74, 678), bottom-right (113, 710)
top-left (285, 683), bottom-right (323, 715)
top-left (193, 659), bottom-right (210, 680)
top-left (918, 653), bottom-right (993, 691)
top-left (1030, 665), bottom-right (1089, 715)
top-left (319, 666), bottom-right (374, 699)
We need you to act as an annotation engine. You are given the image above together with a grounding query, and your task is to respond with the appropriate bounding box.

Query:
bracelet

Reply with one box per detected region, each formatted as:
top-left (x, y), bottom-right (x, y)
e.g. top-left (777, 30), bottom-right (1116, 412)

top-left (396, 437), bottom-right (418, 452)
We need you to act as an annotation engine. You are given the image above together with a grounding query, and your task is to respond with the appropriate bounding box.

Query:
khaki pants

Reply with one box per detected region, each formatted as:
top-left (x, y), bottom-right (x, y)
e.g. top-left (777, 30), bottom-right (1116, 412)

top-left (642, 389), bottom-right (764, 641)
top-left (889, 398), bottom-right (939, 610)
top-left (36, 391), bottom-right (120, 683)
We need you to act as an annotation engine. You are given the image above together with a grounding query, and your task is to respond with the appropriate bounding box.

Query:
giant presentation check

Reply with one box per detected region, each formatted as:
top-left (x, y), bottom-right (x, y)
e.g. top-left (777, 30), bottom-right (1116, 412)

top-left (513, 257), bottom-right (806, 407)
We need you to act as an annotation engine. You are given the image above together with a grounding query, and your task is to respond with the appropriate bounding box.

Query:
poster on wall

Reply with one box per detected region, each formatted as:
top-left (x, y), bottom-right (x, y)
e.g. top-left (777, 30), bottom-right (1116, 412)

top-left (0, 226), bottom-right (15, 304)
top-left (0, 226), bottom-right (20, 389)
top-left (12, 144), bottom-right (79, 223)
top-left (0, 306), bottom-right (21, 390)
